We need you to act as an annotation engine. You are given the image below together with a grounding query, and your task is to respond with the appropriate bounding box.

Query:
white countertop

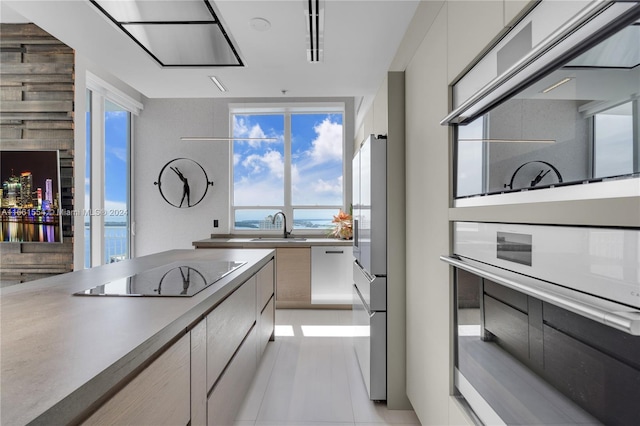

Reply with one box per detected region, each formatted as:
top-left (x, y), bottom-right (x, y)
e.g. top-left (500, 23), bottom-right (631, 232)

top-left (0, 248), bottom-right (274, 426)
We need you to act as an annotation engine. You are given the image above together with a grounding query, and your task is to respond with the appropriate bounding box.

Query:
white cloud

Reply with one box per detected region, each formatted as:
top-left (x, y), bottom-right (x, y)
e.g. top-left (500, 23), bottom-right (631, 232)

top-left (233, 153), bottom-right (241, 166)
top-left (242, 154), bottom-right (264, 174)
top-left (242, 150), bottom-right (284, 179)
top-left (249, 124), bottom-right (267, 139)
top-left (234, 179), bottom-right (283, 206)
top-left (310, 118), bottom-right (343, 164)
top-left (292, 173), bottom-right (343, 205)
top-left (312, 178), bottom-right (343, 194)
top-left (233, 116), bottom-right (281, 147)
top-left (233, 116), bottom-right (249, 136)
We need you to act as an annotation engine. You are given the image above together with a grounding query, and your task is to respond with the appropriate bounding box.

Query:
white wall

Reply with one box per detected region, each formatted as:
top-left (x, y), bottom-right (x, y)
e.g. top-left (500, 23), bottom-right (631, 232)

top-left (393, 0), bottom-right (532, 424)
top-left (134, 97), bottom-right (355, 256)
top-left (405, 5), bottom-right (452, 424)
top-left (133, 98), bottom-right (228, 256)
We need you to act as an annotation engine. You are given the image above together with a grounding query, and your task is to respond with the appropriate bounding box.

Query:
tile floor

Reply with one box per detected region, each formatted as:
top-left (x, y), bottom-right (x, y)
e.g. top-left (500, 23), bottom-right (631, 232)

top-left (236, 309), bottom-right (422, 426)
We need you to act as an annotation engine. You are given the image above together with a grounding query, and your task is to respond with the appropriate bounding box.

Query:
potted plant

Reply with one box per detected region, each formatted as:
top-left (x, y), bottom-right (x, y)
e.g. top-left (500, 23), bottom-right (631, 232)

top-left (328, 208), bottom-right (353, 240)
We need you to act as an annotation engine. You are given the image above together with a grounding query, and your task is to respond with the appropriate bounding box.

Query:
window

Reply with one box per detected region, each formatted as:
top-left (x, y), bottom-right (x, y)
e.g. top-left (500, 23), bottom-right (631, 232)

top-left (85, 73), bottom-right (141, 267)
top-left (84, 89), bottom-right (92, 269)
top-left (232, 107), bottom-right (345, 233)
top-left (103, 100), bottom-right (130, 263)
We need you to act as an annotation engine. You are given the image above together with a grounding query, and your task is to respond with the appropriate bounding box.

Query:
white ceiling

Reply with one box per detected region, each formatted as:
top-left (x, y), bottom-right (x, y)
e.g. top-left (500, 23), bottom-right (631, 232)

top-left (2, 0), bottom-right (420, 101)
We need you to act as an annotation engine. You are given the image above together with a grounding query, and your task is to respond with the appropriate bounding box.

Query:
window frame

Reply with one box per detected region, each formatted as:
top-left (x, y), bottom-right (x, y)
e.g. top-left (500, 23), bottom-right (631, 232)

top-left (84, 72), bottom-right (142, 267)
top-left (230, 103), bottom-right (347, 235)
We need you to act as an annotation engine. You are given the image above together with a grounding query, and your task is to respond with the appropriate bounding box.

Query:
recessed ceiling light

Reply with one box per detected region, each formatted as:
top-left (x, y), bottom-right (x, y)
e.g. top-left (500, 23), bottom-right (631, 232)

top-left (250, 17), bottom-right (271, 32)
top-left (209, 75), bottom-right (227, 92)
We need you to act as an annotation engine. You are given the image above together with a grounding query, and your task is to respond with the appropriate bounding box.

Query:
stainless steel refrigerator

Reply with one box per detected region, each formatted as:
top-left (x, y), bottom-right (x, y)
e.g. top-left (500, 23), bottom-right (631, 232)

top-left (352, 134), bottom-right (387, 401)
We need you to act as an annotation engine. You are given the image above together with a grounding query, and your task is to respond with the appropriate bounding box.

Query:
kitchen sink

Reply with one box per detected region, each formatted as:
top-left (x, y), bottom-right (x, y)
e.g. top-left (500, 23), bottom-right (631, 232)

top-left (250, 237), bottom-right (307, 242)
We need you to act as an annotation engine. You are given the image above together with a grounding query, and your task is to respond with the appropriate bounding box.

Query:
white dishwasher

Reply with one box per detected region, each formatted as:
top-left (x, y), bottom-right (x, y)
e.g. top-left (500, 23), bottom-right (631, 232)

top-left (311, 246), bottom-right (353, 304)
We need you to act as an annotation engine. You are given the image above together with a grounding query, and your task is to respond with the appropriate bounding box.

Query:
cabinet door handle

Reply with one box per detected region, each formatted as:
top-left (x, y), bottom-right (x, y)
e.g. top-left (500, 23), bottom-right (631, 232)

top-left (325, 250), bottom-right (344, 254)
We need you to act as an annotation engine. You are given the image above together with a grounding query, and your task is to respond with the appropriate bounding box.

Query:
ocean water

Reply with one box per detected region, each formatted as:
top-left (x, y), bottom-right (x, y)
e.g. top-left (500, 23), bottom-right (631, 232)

top-left (84, 223), bottom-right (128, 268)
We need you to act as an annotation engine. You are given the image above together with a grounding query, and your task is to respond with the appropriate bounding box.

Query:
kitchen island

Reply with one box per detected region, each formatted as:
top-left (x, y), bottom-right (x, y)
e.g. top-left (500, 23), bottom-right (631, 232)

top-left (0, 248), bottom-right (275, 426)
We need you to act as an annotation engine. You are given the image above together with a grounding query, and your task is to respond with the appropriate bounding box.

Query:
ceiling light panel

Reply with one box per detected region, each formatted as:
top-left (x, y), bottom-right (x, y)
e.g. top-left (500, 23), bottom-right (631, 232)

top-left (90, 0), bottom-right (243, 67)
top-left (94, 0), bottom-right (214, 22)
top-left (124, 24), bottom-right (239, 65)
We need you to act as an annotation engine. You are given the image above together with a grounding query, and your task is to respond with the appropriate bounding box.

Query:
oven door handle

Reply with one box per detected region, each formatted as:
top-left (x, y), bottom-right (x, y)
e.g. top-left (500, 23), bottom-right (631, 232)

top-left (441, 255), bottom-right (640, 336)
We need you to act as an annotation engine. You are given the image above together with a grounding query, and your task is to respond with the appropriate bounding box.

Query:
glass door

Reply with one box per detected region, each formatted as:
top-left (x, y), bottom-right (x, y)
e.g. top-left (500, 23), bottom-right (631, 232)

top-left (85, 92), bottom-right (131, 267)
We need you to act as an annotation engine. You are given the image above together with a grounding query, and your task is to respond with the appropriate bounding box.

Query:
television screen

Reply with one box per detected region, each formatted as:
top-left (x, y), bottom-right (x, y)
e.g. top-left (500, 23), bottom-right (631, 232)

top-left (1, 150), bottom-right (62, 242)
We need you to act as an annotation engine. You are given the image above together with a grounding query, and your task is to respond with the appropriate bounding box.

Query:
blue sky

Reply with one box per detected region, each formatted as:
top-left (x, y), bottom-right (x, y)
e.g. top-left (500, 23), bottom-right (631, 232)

top-left (85, 105), bottom-right (129, 222)
top-left (233, 113), bottom-right (343, 208)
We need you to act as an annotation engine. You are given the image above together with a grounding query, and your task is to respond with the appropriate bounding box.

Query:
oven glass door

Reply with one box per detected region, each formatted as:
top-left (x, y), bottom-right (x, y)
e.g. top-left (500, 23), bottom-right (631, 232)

top-left (453, 268), bottom-right (629, 425)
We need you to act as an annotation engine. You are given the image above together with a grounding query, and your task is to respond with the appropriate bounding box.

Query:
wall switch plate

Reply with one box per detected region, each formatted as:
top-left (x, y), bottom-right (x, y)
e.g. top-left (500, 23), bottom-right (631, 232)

top-left (213, 219), bottom-right (219, 228)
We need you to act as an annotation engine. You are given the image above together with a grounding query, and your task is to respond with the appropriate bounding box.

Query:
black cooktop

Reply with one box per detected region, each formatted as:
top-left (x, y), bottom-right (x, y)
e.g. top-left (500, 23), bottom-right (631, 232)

top-left (74, 260), bottom-right (246, 297)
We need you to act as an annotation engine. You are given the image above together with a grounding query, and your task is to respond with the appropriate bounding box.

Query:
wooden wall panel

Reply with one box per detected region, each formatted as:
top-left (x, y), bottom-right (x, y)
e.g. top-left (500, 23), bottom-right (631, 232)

top-left (0, 23), bottom-right (75, 286)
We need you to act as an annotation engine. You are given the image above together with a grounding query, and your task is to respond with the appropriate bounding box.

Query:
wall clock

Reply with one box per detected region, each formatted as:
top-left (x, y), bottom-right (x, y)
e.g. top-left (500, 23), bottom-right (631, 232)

top-left (504, 160), bottom-right (563, 191)
top-left (154, 158), bottom-right (214, 208)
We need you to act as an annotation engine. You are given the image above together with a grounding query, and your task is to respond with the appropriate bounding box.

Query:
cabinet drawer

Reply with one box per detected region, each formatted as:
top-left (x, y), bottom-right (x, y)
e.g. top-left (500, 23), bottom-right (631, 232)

top-left (207, 277), bottom-right (257, 391)
top-left (259, 296), bottom-right (275, 356)
top-left (83, 333), bottom-right (190, 426)
top-left (207, 326), bottom-right (258, 426)
top-left (257, 260), bottom-right (275, 312)
top-left (484, 294), bottom-right (529, 363)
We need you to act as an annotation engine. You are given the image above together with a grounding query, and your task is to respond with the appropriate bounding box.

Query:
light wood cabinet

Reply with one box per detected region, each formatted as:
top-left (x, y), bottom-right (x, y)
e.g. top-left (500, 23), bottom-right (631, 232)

top-left (82, 333), bottom-right (191, 426)
top-left (207, 327), bottom-right (258, 426)
top-left (276, 247), bottom-right (311, 308)
top-left (191, 320), bottom-right (207, 426)
top-left (206, 276), bottom-right (257, 391)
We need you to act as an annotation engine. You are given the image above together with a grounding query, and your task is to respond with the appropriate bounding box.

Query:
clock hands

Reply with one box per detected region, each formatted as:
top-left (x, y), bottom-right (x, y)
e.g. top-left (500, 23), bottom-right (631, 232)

top-left (530, 169), bottom-right (551, 187)
top-left (156, 158), bottom-right (213, 208)
top-left (170, 166), bottom-right (191, 207)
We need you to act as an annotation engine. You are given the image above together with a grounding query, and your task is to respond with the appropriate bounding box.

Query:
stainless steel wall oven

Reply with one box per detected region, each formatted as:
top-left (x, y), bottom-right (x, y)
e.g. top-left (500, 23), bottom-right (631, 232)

top-left (444, 223), bottom-right (640, 425)
top-left (446, 1), bottom-right (640, 203)
top-left (441, 1), bottom-right (640, 424)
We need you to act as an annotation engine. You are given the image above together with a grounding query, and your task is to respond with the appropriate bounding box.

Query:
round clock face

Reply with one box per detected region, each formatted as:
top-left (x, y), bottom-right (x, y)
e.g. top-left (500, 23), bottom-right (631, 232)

top-left (155, 158), bottom-right (212, 208)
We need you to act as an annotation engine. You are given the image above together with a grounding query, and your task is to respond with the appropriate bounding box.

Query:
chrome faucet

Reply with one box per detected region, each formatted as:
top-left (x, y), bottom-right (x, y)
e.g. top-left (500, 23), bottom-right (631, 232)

top-left (272, 211), bottom-right (290, 238)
